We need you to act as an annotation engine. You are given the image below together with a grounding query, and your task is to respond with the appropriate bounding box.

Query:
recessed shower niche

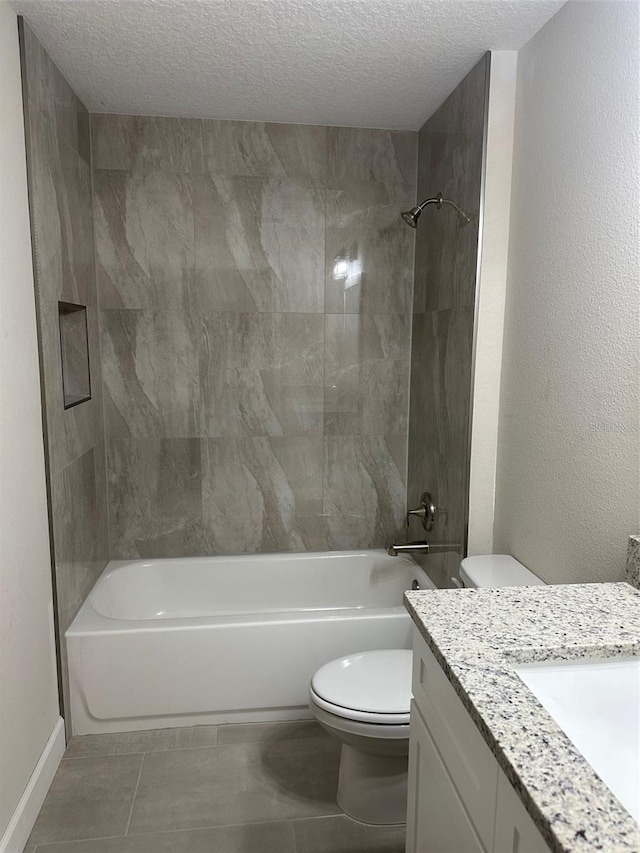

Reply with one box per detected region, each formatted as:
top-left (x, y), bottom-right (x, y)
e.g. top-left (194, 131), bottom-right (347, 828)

top-left (58, 301), bottom-right (91, 409)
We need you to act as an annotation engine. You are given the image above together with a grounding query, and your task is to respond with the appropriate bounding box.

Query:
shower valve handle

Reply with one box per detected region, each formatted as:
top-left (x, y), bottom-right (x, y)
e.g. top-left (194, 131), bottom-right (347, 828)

top-left (406, 492), bottom-right (437, 532)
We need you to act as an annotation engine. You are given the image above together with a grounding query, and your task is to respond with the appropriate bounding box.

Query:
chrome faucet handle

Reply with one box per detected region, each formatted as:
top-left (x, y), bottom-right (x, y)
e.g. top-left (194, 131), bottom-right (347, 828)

top-left (406, 492), bottom-right (437, 532)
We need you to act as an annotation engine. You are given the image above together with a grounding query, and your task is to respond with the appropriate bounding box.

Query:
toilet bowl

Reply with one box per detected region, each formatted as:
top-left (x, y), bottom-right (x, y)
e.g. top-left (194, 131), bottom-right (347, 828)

top-left (309, 554), bottom-right (545, 826)
top-left (309, 649), bottom-right (412, 825)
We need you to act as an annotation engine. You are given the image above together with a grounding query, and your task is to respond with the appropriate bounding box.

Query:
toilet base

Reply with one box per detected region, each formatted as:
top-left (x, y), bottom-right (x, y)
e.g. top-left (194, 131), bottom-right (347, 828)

top-left (336, 743), bottom-right (408, 825)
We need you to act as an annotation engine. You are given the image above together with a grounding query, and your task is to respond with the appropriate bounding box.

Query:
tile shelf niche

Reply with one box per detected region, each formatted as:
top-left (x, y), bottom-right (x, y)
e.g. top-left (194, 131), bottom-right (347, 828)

top-left (58, 301), bottom-right (92, 409)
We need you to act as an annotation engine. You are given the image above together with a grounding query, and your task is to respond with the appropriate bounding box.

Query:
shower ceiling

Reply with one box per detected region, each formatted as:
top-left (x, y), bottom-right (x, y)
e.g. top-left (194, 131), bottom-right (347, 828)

top-left (10, 0), bottom-right (563, 129)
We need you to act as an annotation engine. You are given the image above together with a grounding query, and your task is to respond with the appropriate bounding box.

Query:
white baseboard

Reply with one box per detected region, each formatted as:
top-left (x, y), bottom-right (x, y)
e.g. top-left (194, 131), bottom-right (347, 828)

top-left (0, 717), bottom-right (65, 853)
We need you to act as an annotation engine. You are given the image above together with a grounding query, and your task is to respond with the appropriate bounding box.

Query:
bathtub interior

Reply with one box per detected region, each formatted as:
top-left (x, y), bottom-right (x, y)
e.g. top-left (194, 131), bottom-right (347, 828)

top-left (89, 551), bottom-right (429, 621)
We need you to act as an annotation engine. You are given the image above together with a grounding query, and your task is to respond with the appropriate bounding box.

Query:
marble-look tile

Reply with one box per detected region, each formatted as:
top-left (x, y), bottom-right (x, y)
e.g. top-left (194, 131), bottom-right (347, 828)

top-left (28, 107), bottom-right (95, 307)
top-left (201, 437), bottom-right (324, 554)
top-left (51, 446), bottom-right (108, 634)
top-left (293, 814), bottom-right (406, 853)
top-left (408, 307), bottom-right (474, 458)
top-left (76, 101), bottom-right (91, 165)
top-left (202, 119), bottom-right (326, 181)
top-left (27, 754), bottom-right (142, 845)
top-left (100, 309), bottom-right (201, 438)
top-left (326, 126), bottom-right (417, 190)
top-left (107, 438), bottom-right (206, 558)
top-left (65, 726), bottom-right (219, 758)
top-left (324, 183), bottom-right (414, 314)
top-left (193, 175), bottom-right (324, 312)
top-left (423, 53), bottom-right (488, 139)
top-left (21, 22), bottom-right (83, 157)
top-left (626, 534), bottom-right (640, 589)
top-left (324, 314), bottom-right (410, 435)
top-left (91, 113), bottom-right (203, 172)
top-left (128, 739), bottom-right (340, 833)
top-left (33, 823), bottom-right (297, 853)
top-left (323, 435), bottom-right (406, 550)
top-left (200, 313), bottom-right (324, 437)
top-left (94, 169), bottom-right (194, 309)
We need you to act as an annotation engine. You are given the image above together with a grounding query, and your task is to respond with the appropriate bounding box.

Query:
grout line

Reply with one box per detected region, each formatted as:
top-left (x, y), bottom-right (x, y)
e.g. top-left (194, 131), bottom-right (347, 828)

top-left (124, 753), bottom-right (145, 836)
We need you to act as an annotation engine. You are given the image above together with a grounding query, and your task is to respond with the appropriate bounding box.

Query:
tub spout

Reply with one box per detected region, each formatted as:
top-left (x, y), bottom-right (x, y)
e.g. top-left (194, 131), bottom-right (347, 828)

top-left (388, 541), bottom-right (430, 556)
top-left (387, 541), bottom-right (463, 557)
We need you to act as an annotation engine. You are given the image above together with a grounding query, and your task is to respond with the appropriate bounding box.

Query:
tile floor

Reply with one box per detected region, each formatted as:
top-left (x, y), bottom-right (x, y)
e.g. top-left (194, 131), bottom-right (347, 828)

top-left (26, 720), bottom-right (406, 852)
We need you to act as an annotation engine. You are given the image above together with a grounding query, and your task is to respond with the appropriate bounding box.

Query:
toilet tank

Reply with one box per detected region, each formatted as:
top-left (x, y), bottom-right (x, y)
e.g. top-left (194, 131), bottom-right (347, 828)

top-left (460, 555), bottom-right (545, 588)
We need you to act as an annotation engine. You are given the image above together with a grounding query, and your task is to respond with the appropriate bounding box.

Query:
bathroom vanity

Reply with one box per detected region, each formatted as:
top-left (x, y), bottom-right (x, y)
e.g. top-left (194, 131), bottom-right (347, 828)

top-left (404, 583), bottom-right (640, 853)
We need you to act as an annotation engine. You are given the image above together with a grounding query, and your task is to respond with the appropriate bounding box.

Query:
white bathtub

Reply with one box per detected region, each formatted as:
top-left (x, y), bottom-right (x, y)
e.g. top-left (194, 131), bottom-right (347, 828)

top-left (66, 550), bottom-right (434, 734)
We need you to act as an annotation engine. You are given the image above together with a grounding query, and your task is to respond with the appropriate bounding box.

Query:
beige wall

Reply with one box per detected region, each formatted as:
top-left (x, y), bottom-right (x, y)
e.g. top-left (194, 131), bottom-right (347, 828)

top-left (0, 3), bottom-right (60, 839)
top-left (493, 1), bottom-right (640, 582)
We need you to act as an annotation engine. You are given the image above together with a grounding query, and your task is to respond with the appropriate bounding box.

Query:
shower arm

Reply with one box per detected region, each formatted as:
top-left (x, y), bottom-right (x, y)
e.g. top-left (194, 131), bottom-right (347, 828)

top-left (418, 193), bottom-right (471, 222)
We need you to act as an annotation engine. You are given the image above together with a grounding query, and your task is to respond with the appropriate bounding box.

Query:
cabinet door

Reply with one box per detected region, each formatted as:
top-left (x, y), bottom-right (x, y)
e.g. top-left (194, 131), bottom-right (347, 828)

top-left (406, 701), bottom-right (487, 853)
top-left (493, 770), bottom-right (551, 853)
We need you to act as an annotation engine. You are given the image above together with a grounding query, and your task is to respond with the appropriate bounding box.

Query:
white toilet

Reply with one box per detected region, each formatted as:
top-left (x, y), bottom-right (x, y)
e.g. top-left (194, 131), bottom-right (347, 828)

top-left (309, 554), bottom-right (544, 826)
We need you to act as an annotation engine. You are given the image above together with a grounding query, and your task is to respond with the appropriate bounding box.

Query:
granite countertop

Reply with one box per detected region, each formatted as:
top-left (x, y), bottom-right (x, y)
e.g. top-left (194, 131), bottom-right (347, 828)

top-left (404, 582), bottom-right (640, 853)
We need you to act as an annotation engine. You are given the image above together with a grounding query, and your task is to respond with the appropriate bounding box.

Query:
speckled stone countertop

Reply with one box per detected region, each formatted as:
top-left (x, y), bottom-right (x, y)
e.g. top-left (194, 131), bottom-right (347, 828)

top-left (404, 583), bottom-right (640, 853)
top-left (627, 535), bottom-right (640, 589)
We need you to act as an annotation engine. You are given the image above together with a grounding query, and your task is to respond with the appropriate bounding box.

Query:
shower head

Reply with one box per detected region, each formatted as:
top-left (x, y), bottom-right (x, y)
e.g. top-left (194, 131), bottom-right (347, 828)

top-left (401, 193), bottom-right (472, 228)
top-left (401, 206), bottom-right (422, 228)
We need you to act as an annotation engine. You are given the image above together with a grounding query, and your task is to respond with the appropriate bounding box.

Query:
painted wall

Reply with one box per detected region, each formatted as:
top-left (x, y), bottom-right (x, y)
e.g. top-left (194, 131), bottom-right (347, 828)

top-left (20, 22), bottom-right (109, 721)
top-left (92, 115), bottom-right (417, 556)
top-left (493, 1), bottom-right (640, 583)
top-left (406, 55), bottom-right (488, 588)
top-left (0, 4), bottom-right (60, 839)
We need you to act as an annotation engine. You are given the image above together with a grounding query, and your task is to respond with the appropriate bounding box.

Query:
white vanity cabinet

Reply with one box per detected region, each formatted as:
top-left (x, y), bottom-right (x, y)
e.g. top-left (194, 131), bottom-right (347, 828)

top-left (406, 631), bottom-right (551, 853)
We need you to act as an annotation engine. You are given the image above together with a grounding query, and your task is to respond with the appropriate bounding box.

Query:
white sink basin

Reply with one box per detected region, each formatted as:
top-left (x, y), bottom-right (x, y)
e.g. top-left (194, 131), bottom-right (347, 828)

top-left (515, 656), bottom-right (639, 821)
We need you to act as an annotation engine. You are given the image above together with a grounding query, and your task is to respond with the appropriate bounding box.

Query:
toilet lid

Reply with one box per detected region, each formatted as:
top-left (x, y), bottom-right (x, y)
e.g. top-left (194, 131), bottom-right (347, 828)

top-left (311, 650), bottom-right (412, 717)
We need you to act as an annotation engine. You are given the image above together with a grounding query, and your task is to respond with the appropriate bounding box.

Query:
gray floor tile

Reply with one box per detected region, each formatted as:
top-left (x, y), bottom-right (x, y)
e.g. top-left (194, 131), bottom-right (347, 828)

top-left (32, 820), bottom-right (296, 853)
top-left (217, 720), bottom-right (325, 744)
top-left (293, 814), bottom-right (406, 853)
top-left (65, 726), bottom-right (218, 758)
top-left (27, 754), bottom-right (143, 845)
top-left (129, 738), bottom-right (341, 834)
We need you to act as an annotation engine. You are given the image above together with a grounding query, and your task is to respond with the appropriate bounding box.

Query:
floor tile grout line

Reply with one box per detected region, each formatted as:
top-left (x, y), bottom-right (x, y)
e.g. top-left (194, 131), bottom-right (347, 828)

top-left (123, 811), bottom-right (344, 839)
top-left (124, 752), bottom-right (145, 836)
top-left (64, 736), bottom-right (327, 761)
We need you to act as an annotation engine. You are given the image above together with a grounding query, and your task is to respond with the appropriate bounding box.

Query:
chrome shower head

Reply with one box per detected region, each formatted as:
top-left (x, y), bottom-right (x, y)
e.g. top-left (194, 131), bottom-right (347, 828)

top-left (401, 206), bottom-right (421, 228)
top-left (401, 193), bottom-right (472, 228)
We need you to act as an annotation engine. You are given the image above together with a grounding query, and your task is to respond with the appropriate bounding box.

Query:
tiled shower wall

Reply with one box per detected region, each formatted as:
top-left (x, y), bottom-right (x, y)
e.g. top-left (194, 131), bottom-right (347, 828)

top-left (407, 55), bottom-right (488, 587)
top-left (20, 23), bottom-right (109, 718)
top-left (92, 115), bottom-right (417, 557)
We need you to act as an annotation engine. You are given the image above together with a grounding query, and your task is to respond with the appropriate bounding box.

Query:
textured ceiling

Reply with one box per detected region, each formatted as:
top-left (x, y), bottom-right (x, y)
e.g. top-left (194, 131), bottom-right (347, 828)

top-left (12, 0), bottom-right (564, 129)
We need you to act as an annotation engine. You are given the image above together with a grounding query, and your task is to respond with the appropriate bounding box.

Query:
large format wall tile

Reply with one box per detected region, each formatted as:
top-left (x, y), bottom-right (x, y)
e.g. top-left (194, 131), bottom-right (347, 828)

top-left (201, 437), bottom-right (324, 553)
top-left (193, 175), bottom-right (324, 312)
top-left (92, 115), bottom-right (419, 557)
top-left (326, 127), bottom-right (417, 190)
top-left (94, 170), bottom-right (194, 309)
top-left (101, 309), bottom-right (201, 438)
top-left (407, 55), bottom-right (487, 582)
top-left (325, 183), bottom-right (415, 314)
top-left (50, 447), bottom-right (108, 633)
top-left (200, 313), bottom-right (324, 437)
top-left (324, 314), bottom-right (410, 436)
top-left (21, 23), bottom-right (109, 727)
top-left (108, 439), bottom-right (205, 558)
top-left (202, 119), bottom-right (326, 182)
top-left (21, 23), bottom-right (87, 161)
top-left (91, 114), bottom-right (203, 172)
top-left (408, 308), bottom-right (473, 458)
top-left (323, 435), bottom-right (406, 550)
top-left (28, 108), bottom-right (95, 307)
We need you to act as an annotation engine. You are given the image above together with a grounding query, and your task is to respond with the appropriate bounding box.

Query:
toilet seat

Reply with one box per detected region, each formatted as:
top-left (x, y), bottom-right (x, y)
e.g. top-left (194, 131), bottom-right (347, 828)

top-left (310, 649), bottom-right (412, 725)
